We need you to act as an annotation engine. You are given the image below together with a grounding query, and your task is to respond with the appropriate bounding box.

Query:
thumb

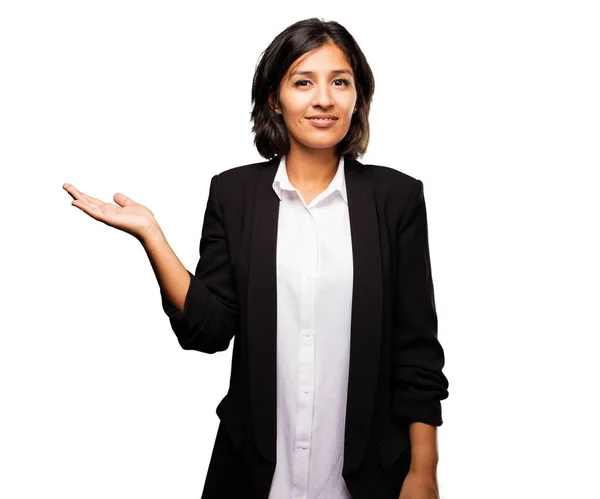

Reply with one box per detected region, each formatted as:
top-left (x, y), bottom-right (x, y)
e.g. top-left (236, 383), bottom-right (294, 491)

top-left (114, 192), bottom-right (134, 207)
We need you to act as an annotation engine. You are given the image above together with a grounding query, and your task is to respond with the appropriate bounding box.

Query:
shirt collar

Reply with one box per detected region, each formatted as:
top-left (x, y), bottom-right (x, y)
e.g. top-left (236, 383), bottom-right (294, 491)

top-left (272, 155), bottom-right (348, 205)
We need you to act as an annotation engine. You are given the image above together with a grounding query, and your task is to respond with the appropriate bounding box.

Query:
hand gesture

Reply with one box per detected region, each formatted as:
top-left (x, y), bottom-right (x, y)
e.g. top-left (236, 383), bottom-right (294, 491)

top-left (63, 183), bottom-right (159, 243)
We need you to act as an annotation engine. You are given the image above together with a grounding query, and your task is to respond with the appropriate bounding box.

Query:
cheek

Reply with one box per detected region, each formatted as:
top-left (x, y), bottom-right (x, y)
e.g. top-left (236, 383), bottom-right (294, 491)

top-left (283, 114), bottom-right (302, 131)
top-left (284, 112), bottom-right (308, 130)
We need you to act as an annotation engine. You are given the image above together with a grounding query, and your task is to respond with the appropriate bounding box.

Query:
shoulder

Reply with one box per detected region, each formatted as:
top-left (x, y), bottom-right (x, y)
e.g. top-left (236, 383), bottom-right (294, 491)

top-left (358, 160), bottom-right (423, 204)
top-left (364, 162), bottom-right (420, 184)
top-left (210, 158), bottom-right (274, 195)
top-left (218, 159), bottom-right (271, 179)
top-left (205, 159), bottom-right (275, 212)
top-left (216, 159), bottom-right (268, 180)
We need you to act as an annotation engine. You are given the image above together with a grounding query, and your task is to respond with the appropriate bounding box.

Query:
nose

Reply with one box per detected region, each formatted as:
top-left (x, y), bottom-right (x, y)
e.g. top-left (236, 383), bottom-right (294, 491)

top-left (312, 83), bottom-right (334, 109)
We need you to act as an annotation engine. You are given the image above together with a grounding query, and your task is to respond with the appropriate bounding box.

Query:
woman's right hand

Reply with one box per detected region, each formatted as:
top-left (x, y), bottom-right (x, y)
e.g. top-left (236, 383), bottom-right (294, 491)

top-left (62, 183), bottom-right (160, 243)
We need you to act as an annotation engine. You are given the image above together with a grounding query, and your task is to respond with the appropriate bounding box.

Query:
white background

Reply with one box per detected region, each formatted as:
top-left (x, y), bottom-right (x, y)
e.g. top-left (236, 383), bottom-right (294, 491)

top-left (1, 1), bottom-right (599, 498)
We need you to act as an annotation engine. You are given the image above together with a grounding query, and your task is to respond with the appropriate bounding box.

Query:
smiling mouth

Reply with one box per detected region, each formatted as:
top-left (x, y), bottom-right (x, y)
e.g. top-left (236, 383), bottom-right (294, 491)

top-left (306, 117), bottom-right (337, 128)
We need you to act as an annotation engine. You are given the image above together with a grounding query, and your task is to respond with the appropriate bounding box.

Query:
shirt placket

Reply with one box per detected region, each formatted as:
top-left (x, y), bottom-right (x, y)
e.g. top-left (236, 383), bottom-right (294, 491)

top-left (291, 204), bottom-right (318, 499)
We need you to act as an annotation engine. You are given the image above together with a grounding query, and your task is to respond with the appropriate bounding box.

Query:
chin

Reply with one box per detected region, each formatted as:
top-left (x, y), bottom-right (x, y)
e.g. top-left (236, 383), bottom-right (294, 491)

top-left (299, 142), bottom-right (340, 152)
top-left (297, 135), bottom-right (346, 150)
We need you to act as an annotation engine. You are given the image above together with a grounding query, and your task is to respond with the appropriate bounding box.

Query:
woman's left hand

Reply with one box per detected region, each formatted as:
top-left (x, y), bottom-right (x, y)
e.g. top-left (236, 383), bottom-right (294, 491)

top-left (398, 470), bottom-right (440, 499)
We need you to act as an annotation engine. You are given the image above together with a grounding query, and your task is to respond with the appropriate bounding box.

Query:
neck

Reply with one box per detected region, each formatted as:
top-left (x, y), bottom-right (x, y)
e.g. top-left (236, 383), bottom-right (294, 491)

top-left (285, 145), bottom-right (340, 188)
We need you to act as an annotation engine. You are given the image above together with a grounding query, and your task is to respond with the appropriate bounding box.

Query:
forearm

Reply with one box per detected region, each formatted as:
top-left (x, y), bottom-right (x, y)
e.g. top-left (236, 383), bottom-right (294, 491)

top-left (141, 223), bottom-right (191, 314)
top-left (408, 421), bottom-right (439, 475)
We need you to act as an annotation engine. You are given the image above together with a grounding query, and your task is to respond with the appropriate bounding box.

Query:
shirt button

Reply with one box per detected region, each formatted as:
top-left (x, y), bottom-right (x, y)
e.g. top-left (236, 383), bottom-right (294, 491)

top-left (306, 276), bottom-right (312, 281)
top-left (304, 331), bottom-right (311, 337)
top-left (301, 443), bottom-right (308, 449)
top-left (304, 389), bottom-right (310, 394)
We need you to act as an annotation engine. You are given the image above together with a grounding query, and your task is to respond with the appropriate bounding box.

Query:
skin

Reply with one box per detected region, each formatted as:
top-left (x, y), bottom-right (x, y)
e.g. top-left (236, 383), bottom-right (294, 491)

top-left (269, 42), bottom-right (357, 205)
top-left (272, 45), bottom-right (441, 498)
top-left (401, 422), bottom-right (440, 499)
top-left (62, 40), bottom-right (440, 499)
top-left (61, 181), bottom-right (190, 315)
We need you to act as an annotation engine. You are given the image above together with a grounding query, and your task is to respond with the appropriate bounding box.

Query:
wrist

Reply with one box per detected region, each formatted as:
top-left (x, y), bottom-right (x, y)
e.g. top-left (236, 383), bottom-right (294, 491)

top-left (408, 463), bottom-right (438, 478)
top-left (407, 421), bottom-right (439, 477)
top-left (409, 450), bottom-right (438, 477)
top-left (140, 221), bottom-right (166, 251)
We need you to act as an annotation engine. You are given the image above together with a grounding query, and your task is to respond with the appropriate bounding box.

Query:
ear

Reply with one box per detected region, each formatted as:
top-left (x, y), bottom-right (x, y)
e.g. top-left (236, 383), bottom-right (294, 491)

top-left (268, 94), bottom-right (282, 115)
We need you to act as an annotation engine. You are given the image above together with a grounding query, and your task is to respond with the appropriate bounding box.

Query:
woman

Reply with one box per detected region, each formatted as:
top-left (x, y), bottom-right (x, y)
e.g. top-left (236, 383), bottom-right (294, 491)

top-left (63, 18), bottom-right (449, 499)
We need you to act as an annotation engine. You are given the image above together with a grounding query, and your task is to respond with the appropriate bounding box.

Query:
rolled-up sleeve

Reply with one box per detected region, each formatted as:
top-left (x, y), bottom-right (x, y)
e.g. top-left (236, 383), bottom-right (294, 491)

top-left (160, 174), bottom-right (239, 353)
top-left (391, 179), bottom-right (449, 426)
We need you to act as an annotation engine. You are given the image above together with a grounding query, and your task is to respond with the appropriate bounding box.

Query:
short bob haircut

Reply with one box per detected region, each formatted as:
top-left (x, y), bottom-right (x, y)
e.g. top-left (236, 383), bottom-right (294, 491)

top-left (250, 18), bottom-right (375, 160)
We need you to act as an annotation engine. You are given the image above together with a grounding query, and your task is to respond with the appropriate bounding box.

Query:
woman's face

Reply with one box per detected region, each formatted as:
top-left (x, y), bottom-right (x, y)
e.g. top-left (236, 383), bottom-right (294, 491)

top-left (274, 43), bottom-right (358, 155)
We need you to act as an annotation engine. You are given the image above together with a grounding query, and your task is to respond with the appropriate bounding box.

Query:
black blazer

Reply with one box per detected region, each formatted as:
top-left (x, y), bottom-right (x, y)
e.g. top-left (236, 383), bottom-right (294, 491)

top-left (160, 155), bottom-right (449, 499)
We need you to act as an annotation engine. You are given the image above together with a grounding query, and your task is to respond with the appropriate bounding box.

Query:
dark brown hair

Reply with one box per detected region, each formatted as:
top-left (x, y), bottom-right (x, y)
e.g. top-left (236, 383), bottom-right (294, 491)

top-left (250, 18), bottom-right (375, 160)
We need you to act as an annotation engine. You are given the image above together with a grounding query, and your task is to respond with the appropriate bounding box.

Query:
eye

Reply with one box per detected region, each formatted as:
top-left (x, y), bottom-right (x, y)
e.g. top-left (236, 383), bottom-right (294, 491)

top-left (333, 78), bottom-right (351, 86)
top-left (293, 78), bottom-right (352, 87)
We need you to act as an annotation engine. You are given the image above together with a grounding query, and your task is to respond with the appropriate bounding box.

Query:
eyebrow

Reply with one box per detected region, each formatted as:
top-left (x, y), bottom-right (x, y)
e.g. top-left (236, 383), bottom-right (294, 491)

top-left (289, 69), bottom-right (354, 78)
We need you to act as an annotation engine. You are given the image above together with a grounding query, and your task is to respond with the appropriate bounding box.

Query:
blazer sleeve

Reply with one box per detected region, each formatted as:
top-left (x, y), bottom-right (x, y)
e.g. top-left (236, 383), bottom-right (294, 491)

top-left (391, 179), bottom-right (449, 426)
top-left (159, 174), bottom-right (239, 353)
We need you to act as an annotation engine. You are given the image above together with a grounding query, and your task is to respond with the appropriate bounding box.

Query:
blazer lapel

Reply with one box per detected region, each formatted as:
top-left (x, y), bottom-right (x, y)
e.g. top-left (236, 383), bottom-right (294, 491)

top-left (342, 156), bottom-right (383, 476)
top-left (246, 157), bottom-right (280, 464)
top-left (246, 156), bottom-right (383, 475)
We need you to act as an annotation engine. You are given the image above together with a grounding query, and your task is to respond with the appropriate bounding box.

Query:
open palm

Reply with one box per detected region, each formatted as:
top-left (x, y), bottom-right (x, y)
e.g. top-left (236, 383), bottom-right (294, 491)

top-left (63, 183), bottom-right (157, 241)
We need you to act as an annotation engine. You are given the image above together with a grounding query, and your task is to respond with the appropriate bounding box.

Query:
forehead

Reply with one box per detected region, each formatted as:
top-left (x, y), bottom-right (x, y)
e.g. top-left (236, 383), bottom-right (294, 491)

top-left (287, 43), bottom-right (353, 76)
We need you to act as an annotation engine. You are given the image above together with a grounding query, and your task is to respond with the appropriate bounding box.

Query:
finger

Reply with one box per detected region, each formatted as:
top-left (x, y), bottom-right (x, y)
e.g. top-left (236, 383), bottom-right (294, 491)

top-left (113, 192), bottom-right (134, 207)
top-left (63, 183), bottom-right (85, 200)
top-left (70, 192), bottom-right (104, 212)
top-left (63, 183), bottom-right (80, 200)
top-left (71, 198), bottom-right (105, 221)
top-left (63, 183), bottom-right (96, 203)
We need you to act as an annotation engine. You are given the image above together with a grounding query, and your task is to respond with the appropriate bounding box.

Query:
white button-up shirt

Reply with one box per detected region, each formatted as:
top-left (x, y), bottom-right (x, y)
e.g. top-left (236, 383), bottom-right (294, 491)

top-left (267, 155), bottom-right (354, 499)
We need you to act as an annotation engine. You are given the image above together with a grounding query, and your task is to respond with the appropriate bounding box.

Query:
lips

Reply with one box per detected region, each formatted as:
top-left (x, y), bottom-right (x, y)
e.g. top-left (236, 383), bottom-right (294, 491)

top-left (306, 115), bottom-right (338, 120)
top-left (306, 116), bottom-right (337, 128)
